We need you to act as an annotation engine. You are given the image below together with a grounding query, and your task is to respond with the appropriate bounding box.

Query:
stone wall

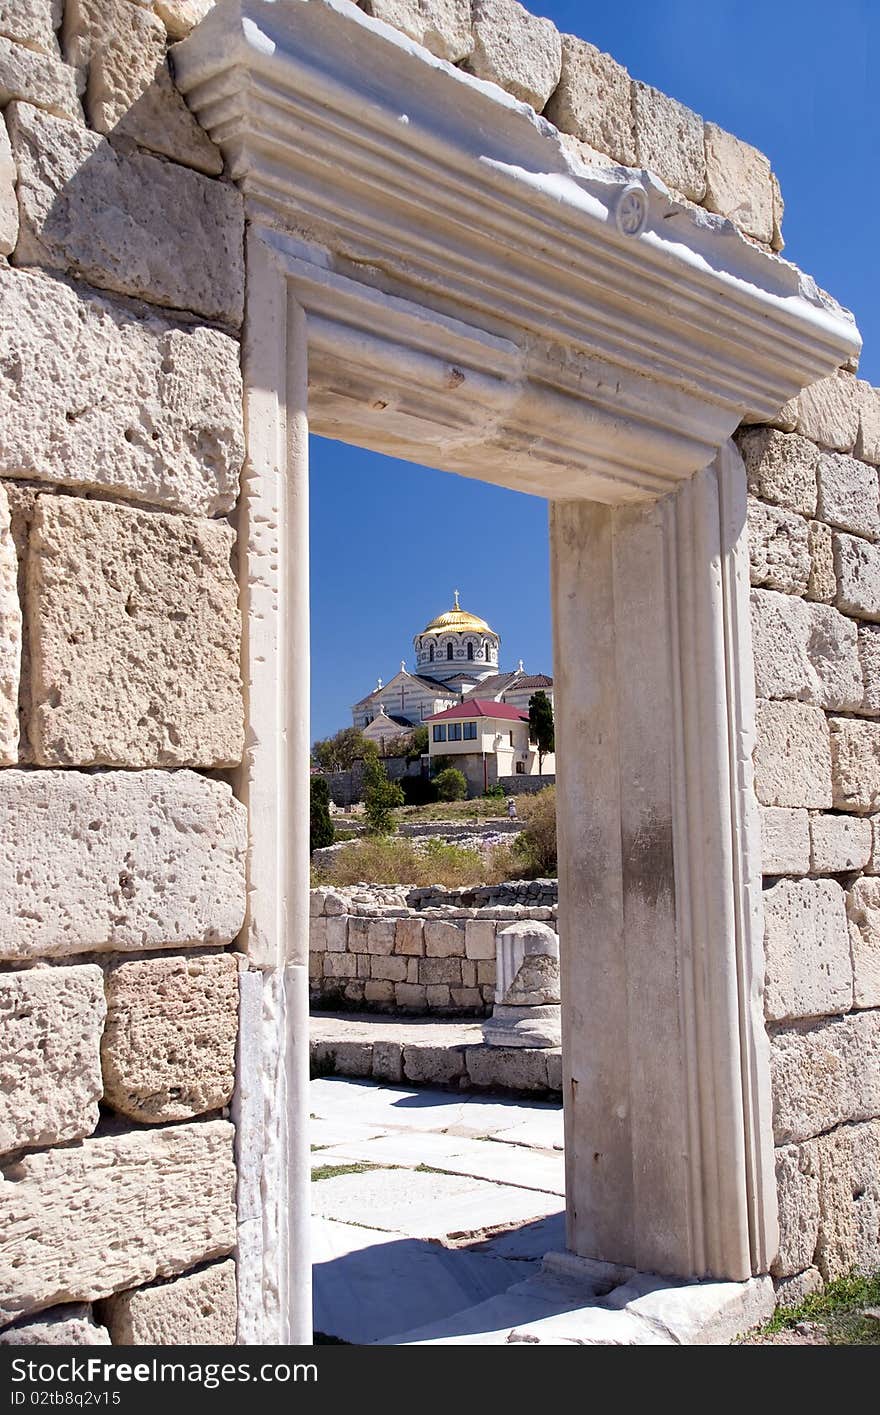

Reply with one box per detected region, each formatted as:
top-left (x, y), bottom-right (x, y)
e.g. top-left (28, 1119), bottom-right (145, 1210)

top-left (742, 370), bottom-right (880, 1303)
top-left (310, 885), bottom-right (557, 1015)
top-left (0, 0), bottom-right (246, 1346)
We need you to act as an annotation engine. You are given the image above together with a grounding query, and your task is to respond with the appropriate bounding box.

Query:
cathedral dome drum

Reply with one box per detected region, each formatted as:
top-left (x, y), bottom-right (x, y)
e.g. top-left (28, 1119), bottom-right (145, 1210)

top-left (414, 591), bottom-right (500, 683)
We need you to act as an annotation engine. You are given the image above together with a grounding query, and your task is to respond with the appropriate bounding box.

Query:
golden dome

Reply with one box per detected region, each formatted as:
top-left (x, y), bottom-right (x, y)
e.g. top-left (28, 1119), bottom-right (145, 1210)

top-left (421, 591), bottom-right (496, 637)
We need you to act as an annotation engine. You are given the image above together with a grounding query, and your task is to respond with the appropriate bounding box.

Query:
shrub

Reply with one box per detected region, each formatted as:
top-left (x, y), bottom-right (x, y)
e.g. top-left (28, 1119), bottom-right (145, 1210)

top-left (311, 726), bottom-right (377, 772)
top-left (309, 777), bottom-right (334, 853)
top-left (513, 785), bottom-right (557, 875)
top-left (363, 756), bottom-right (405, 834)
top-left (483, 783), bottom-right (506, 800)
top-left (435, 767), bottom-right (467, 801)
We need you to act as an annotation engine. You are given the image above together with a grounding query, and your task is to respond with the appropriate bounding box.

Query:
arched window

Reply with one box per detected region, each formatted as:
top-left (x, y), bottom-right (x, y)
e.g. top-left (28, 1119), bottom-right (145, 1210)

top-left (430, 644), bottom-right (434, 662)
top-left (447, 641), bottom-right (453, 660)
top-left (467, 641), bottom-right (474, 661)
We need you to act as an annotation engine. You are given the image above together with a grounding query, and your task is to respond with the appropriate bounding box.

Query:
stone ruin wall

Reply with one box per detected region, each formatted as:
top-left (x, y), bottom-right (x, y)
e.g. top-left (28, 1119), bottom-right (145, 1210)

top-left (741, 373), bottom-right (880, 1303)
top-left (0, 0), bottom-right (247, 1345)
top-left (309, 883), bottom-right (557, 1016)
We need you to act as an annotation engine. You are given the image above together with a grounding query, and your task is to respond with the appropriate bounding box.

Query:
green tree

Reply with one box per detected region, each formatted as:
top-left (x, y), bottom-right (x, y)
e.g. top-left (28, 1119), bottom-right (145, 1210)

top-left (363, 756), bottom-right (405, 834)
top-left (309, 776), bottom-right (334, 853)
top-left (434, 766), bottom-right (468, 802)
top-left (312, 726), bottom-right (377, 772)
top-left (406, 725), bottom-right (429, 761)
top-left (528, 691), bottom-right (555, 774)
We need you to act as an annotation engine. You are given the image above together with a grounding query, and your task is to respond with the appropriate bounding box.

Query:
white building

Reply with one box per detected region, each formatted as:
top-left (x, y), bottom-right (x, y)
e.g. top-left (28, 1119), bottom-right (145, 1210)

top-left (426, 699), bottom-right (555, 794)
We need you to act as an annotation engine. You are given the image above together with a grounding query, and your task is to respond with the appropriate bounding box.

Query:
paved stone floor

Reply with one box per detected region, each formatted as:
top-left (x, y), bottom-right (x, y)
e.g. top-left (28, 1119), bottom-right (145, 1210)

top-left (310, 1076), bottom-right (565, 1344)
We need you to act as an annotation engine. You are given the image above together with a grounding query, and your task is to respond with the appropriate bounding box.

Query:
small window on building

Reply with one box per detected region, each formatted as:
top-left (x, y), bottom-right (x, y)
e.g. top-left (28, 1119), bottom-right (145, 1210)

top-left (516, 761), bottom-right (526, 774)
top-left (509, 731), bottom-right (514, 746)
top-left (447, 642), bottom-right (453, 660)
top-left (429, 644), bottom-right (434, 662)
top-left (463, 721), bottom-right (477, 740)
top-left (467, 641), bottom-right (474, 661)
top-left (432, 724), bottom-right (447, 742)
top-left (448, 722), bottom-right (462, 741)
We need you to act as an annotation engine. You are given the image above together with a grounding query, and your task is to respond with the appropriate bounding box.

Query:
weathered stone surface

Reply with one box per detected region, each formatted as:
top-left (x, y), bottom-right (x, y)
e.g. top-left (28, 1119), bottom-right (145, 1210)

top-left (772, 1142), bottom-right (819, 1277)
top-left (394, 917), bottom-right (424, 955)
top-left (749, 590), bottom-right (861, 711)
top-left (0, 111), bottom-right (17, 256)
top-left (102, 1260), bottom-right (236, 1345)
top-left (0, 1), bottom-right (61, 55)
top-left (324, 952), bottom-right (357, 979)
top-left (855, 381), bottom-right (880, 467)
top-left (774, 1268), bottom-right (823, 1307)
top-left (369, 954), bottom-right (407, 982)
top-left (482, 1002), bottom-right (560, 1049)
top-left (0, 481), bottom-right (20, 765)
top-left (814, 1120), bottom-right (880, 1281)
top-left (394, 981), bottom-right (427, 1011)
top-left (737, 428), bottom-right (818, 515)
top-left (833, 531), bottom-right (880, 621)
top-left (759, 807), bottom-right (810, 876)
top-left (402, 1042), bottom-right (466, 1084)
top-left (810, 813), bottom-right (871, 874)
top-left (64, 0), bottom-right (222, 175)
top-left (102, 951), bottom-right (237, 1123)
top-left (466, 0), bottom-right (561, 112)
top-left (0, 965), bottom-right (104, 1155)
top-left (807, 520), bottom-right (835, 603)
top-left (543, 33), bottom-right (635, 165)
top-left (0, 33), bottom-right (79, 119)
top-left (0, 267), bottom-right (244, 515)
top-left (0, 1304), bottom-right (110, 1345)
top-left (350, 917), bottom-right (395, 956)
top-left (771, 1012), bottom-right (880, 1145)
top-left (753, 700), bottom-right (832, 809)
top-left (762, 878), bottom-right (852, 1023)
top-left (0, 769), bottom-right (246, 961)
top-left (8, 101), bottom-right (244, 326)
top-left (425, 983), bottom-right (450, 1007)
top-left (467, 1045), bottom-right (549, 1091)
top-left (632, 82), bottom-right (705, 202)
top-left (27, 496), bottom-right (244, 768)
top-left (770, 170), bottom-right (785, 252)
top-left (817, 452), bottom-right (879, 540)
top-left (703, 122), bottom-right (773, 243)
top-left (829, 716), bottom-right (880, 813)
top-left (845, 876), bottom-right (880, 1009)
top-left (325, 916), bottom-right (347, 953)
top-left (748, 499), bottom-right (811, 595)
top-left (424, 920), bottom-right (465, 957)
top-left (858, 623), bottom-right (880, 713)
top-left (796, 372), bottom-right (860, 454)
top-left (0, 1121), bottom-right (235, 1324)
top-left (359, 0), bottom-right (471, 62)
top-left (465, 919), bottom-right (496, 960)
top-left (371, 1038), bottom-right (403, 1083)
top-left (419, 956), bottom-right (461, 985)
top-left (153, 0), bottom-right (213, 39)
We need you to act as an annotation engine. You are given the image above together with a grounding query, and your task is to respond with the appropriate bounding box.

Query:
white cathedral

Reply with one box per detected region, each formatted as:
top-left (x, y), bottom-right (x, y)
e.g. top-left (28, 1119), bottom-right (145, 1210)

top-left (351, 592), bottom-right (553, 747)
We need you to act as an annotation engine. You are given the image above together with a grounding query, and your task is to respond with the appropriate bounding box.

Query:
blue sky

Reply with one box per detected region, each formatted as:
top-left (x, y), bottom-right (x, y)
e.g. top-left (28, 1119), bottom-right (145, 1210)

top-left (310, 0), bottom-right (879, 740)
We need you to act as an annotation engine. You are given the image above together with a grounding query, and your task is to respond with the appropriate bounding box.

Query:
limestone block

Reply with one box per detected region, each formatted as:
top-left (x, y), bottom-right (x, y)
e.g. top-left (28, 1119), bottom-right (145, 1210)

top-left (774, 1269), bottom-right (823, 1307)
top-left (855, 381), bottom-right (880, 467)
top-left (737, 427), bottom-right (818, 515)
top-left (0, 1121), bottom-right (235, 1324)
top-left (0, 482), bottom-right (21, 764)
top-left (555, 131), bottom-right (615, 170)
top-left (356, 952), bottom-right (370, 979)
top-left (359, 0), bottom-right (472, 63)
top-left (403, 1043), bottom-right (466, 1084)
top-left (419, 956), bottom-right (461, 985)
top-left (482, 1001), bottom-right (560, 1048)
top-left (771, 170), bottom-right (785, 252)
top-left (394, 917), bottom-right (424, 955)
top-left (0, 965), bottom-right (104, 1155)
top-left (425, 983), bottom-right (450, 1008)
top-left (762, 877), bottom-right (852, 1023)
top-left (477, 959), bottom-right (495, 985)
top-left (833, 531), bottom-right (880, 621)
top-left (371, 1039), bottom-right (403, 1083)
top-left (845, 876), bottom-right (880, 1009)
top-left (101, 951), bottom-right (237, 1123)
top-left (817, 452), bottom-right (879, 540)
top-left (771, 1012), bottom-right (880, 1145)
top-left (747, 499), bottom-right (811, 596)
top-left (546, 1050), bottom-right (562, 1092)
top-left (352, 918), bottom-right (395, 955)
top-left (325, 916), bottom-right (347, 953)
top-left (7, 102), bottom-right (244, 326)
top-left (632, 82), bottom-right (705, 202)
top-left (0, 34), bottom-right (79, 119)
top-left (0, 1), bottom-right (61, 55)
top-left (807, 521), bottom-right (835, 603)
top-left (450, 985), bottom-right (482, 1009)
top-left (424, 920), bottom-right (465, 957)
top-left (101, 1260), bottom-right (236, 1345)
top-left (26, 496), bottom-right (244, 768)
top-left (466, 1046), bottom-right (550, 1092)
top-left (753, 700), bottom-right (832, 810)
top-left (153, 0), bottom-right (213, 39)
top-left (460, 959), bottom-right (476, 987)
top-left (466, 0), bottom-right (562, 112)
top-left (394, 981), bottom-right (427, 1011)
top-left (323, 953), bottom-right (357, 980)
top-left (364, 979), bottom-right (395, 1004)
top-left (796, 372), bottom-right (860, 454)
top-left (309, 916), bottom-right (326, 953)
top-left (759, 807), bottom-right (810, 876)
top-left (0, 112), bottom-right (17, 256)
top-left (829, 716), bottom-right (880, 813)
top-left (814, 1120), bottom-right (880, 1281)
top-left (0, 769), bottom-right (246, 961)
top-left (0, 267), bottom-right (243, 515)
top-left (749, 590), bottom-right (861, 712)
top-left (809, 814), bottom-right (871, 874)
top-left (0, 1304), bottom-right (110, 1345)
top-left (703, 122), bottom-right (773, 243)
top-left (64, 0), bottom-right (222, 175)
top-left (858, 623), bottom-right (880, 713)
top-left (465, 918), bottom-right (496, 959)
top-left (543, 34), bottom-right (635, 166)
top-left (308, 950), bottom-right (323, 981)
top-left (772, 1142), bottom-right (819, 1277)
top-left (369, 954), bottom-right (407, 983)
